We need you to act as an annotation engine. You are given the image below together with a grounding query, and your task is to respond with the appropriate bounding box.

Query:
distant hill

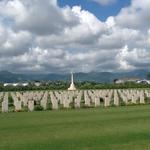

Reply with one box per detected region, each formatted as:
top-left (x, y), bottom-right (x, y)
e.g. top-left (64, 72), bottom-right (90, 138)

top-left (0, 70), bottom-right (149, 83)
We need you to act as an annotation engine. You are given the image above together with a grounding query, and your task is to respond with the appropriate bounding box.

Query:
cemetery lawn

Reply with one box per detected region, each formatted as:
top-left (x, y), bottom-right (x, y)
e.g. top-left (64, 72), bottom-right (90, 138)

top-left (1, 105), bottom-right (150, 150)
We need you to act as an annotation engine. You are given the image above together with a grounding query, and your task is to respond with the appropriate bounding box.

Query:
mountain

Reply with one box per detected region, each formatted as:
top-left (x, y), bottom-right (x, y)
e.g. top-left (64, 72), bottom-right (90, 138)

top-left (0, 70), bottom-right (149, 83)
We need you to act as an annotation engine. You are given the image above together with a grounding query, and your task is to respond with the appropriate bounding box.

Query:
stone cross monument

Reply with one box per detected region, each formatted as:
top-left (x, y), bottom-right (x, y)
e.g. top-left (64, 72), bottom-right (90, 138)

top-left (68, 72), bottom-right (76, 91)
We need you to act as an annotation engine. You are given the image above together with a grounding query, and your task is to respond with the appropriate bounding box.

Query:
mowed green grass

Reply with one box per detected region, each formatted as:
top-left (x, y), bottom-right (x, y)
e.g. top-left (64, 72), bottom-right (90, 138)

top-left (1, 106), bottom-right (150, 150)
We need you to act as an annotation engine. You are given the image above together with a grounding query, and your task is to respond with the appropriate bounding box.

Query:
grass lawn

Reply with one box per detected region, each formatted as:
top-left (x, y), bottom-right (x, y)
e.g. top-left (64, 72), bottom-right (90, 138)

top-left (1, 105), bottom-right (150, 150)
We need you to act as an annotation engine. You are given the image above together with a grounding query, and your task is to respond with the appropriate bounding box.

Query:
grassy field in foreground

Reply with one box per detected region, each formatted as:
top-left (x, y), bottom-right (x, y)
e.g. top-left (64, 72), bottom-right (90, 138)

top-left (1, 106), bottom-right (150, 150)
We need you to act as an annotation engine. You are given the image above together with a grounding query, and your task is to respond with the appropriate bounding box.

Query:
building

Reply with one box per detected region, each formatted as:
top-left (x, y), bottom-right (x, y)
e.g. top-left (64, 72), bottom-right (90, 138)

top-left (136, 79), bottom-right (150, 84)
top-left (4, 83), bottom-right (29, 87)
top-left (114, 77), bottom-right (140, 84)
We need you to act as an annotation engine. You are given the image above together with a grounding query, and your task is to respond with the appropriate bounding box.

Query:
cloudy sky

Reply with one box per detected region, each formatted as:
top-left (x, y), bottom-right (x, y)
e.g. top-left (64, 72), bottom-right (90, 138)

top-left (0, 0), bottom-right (150, 74)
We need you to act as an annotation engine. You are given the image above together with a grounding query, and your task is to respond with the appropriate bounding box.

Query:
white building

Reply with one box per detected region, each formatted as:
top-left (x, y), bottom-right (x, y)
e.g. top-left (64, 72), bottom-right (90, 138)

top-left (137, 79), bottom-right (150, 84)
top-left (4, 83), bottom-right (29, 87)
top-left (114, 77), bottom-right (140, 84)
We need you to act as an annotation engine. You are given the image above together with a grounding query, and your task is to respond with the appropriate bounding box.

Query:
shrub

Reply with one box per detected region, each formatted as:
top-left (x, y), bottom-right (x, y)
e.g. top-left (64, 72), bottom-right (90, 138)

top-left (22, 106), bottom-right (28, 112)
top-left (34, 105), bottom-right (44, 111)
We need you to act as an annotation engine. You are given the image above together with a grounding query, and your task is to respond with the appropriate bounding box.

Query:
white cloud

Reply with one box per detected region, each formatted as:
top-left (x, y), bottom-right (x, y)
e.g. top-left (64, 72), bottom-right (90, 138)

top-left (116, 0), bottom-right (150, 30)
top-left (106, 16), bottom-right (115, 28)
top-left (0, 0), bottom-right (79, 35)
top-left (0, 28), bottom-right (32, 56)
top-left (116, 45), bottom-right (135, 70)
top-left (0, 0), bottom-right (150, 73)
top-left (0, 24), bottom-right (6, 45)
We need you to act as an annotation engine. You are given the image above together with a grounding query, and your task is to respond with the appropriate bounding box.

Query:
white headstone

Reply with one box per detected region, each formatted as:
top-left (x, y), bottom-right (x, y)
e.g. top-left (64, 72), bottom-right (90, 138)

top-left (28, 100), bottom-right (34, 112)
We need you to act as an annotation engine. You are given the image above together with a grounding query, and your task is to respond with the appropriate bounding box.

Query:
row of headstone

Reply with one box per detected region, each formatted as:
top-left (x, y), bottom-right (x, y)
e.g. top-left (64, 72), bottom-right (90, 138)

top-left (2, 93), bottom-right (8, 112)
top-left (1, 89), bottom-right (150, 112)
top-left (118, 89), bottom-right (146, 104)
top-left (11, 92), bottom-right (22, 111)
top-left (50, 91), bottom-right (58, 109)
top-left (74, 91), bottom-right (83, 108)
top-left (41, 91), bottom-right (48, 110)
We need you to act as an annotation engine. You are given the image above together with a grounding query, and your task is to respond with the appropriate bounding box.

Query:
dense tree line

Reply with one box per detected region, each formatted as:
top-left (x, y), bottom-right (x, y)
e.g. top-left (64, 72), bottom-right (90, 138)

top-left (0, 81), bottom-right (150, 92)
